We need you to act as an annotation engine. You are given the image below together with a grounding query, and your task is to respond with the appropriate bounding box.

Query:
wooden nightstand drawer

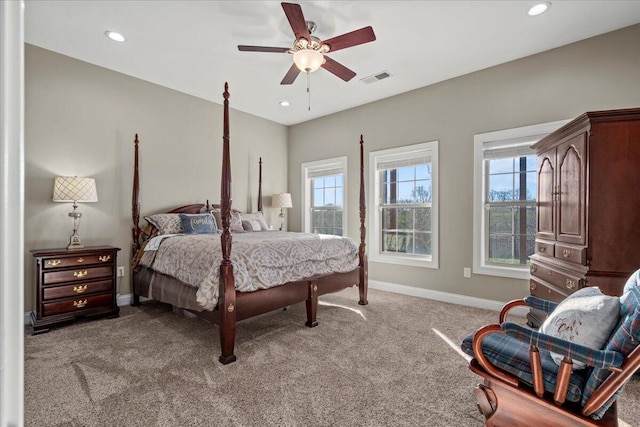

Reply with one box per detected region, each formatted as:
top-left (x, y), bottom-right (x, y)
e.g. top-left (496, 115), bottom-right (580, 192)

top-left (43, 293), bottom-right (114, 317)
top-left (43, 279), bottom-right (113, 300)
top-left (43, 265), bottom-right (112, 285)
top-left (529, 277), bottom-right (569, 302)
top-left (32, 245), bottom-right (120, 334)
top-left (42, 253), bottom-right (114, 269)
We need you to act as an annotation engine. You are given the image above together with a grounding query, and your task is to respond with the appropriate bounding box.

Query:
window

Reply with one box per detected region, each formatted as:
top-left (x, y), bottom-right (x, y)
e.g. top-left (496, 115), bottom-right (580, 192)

top-left (369, 141), bottom-right (439, 268)
top-left (473, 120), bottom-right (569, 279)
top-left (302, 157), bottom-right (347, 236)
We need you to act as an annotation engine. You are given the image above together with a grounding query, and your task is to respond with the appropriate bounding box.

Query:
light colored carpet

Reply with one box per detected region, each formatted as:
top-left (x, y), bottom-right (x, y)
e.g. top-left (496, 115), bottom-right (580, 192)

top-left (25, 287), bottom-right (640, 426)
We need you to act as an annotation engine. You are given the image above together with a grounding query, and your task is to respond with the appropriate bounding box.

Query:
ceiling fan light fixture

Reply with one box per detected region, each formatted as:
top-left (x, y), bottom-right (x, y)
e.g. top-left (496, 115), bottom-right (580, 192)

top-left (293, 49), bottom-right (324, 73)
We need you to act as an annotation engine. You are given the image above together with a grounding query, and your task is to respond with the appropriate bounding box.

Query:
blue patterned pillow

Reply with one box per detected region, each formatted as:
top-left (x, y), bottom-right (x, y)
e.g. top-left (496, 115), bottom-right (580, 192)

top-left (179, 213), bottom-right (217, 234)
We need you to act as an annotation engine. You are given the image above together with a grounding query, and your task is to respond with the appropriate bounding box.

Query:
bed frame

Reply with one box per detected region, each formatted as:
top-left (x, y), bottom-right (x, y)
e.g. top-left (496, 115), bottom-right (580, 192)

top-left (131, 83), bottom-right (368, 364)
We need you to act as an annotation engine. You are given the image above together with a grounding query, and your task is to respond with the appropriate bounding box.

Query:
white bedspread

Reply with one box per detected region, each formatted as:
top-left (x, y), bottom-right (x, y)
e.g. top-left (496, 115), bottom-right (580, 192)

top-left (139, 231), bottom-right (359, 310)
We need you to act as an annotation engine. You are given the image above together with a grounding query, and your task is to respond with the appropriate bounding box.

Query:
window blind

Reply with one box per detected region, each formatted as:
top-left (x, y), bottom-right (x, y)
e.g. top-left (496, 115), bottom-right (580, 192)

top-left (483, 134), bottom-right (545, 160)
top-left (376, 150), bottom-right (431, 171)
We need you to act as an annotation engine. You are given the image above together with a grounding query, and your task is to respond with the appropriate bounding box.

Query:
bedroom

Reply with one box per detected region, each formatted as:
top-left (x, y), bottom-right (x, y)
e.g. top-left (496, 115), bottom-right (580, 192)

top-left (2, 1), bottom-right (640, 425)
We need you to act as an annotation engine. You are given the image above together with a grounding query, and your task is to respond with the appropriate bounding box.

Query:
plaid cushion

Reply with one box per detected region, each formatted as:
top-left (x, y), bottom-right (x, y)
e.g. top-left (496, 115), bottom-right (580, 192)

top-left (501, 323), bottom-right (624, 369)
top-left (461, 332), bottom-right (587, 403)
top-left (581, 276), bottom-right (640, 420)
top-left (524, 295), bottom-right (559, 314)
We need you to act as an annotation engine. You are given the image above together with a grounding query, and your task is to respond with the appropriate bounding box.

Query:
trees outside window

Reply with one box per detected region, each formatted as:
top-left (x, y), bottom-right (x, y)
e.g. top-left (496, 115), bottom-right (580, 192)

top-left (302, 157), bottom-right (347, 236)
top-left (370, 141), bottom-right (439, 269)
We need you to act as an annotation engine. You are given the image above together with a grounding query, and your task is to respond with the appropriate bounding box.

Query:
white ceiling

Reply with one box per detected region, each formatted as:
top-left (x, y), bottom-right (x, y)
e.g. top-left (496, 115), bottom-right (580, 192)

top-left (24, 1), bottom-right (640, 126)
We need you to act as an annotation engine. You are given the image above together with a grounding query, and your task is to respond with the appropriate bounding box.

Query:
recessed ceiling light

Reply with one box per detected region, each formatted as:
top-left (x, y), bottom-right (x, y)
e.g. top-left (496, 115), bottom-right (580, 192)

top-left (279, 100), bottom-right (290, 107)
top-left (528, 2), bottom-right (551, 16)
top-left (105, 31), bottom-right (126, 42)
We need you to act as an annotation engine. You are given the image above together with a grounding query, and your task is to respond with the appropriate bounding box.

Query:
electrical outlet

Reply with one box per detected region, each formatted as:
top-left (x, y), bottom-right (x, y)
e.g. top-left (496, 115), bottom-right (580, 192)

top-left (463, 268), bottom-right (471, 278)
top-left (117, 266), bottom-right (125, 277)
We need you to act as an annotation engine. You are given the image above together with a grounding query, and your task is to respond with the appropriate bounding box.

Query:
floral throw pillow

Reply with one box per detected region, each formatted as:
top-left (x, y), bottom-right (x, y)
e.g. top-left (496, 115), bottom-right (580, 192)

top-left (144, 213), bottom-right (182, 235)
top-left (540, 287), bottom-right (620, 370)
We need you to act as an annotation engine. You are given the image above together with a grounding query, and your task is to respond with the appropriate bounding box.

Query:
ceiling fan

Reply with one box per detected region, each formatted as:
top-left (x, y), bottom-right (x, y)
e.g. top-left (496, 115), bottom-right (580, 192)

top-left (238, 2), bottom-right (376, 85)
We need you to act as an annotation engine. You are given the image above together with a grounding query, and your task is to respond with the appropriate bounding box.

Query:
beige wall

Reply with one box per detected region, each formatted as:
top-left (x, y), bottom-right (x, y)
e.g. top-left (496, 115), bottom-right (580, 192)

top-left (24, 45), bottom-right (288, 311)
top-left (287, 24), bottom-right (640, 303)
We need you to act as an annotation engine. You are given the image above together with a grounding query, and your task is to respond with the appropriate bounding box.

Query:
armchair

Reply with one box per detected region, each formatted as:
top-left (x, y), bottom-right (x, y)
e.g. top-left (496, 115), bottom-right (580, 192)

top-left (461, 270), bottom-right (640, 426)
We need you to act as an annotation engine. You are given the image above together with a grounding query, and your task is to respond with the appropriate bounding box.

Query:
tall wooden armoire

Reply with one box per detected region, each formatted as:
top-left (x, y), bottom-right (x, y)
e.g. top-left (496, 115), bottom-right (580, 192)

top-left (528, 108), bottom-right (640, 326)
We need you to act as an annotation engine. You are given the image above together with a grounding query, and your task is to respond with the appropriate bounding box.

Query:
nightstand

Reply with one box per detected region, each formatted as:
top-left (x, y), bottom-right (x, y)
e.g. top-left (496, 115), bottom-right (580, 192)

top-left (31, 245), bottom-right (120, 334)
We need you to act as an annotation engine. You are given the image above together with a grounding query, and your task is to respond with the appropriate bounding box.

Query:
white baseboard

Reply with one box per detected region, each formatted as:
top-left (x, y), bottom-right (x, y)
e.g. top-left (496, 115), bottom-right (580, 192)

top-left (117, 293), bottom-right (148, 306)
top-left (369, 280), bottom-right (528, 317)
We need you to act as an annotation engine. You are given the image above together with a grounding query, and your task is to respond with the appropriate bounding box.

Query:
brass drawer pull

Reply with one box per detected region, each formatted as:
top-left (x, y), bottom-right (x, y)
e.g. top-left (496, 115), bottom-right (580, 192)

top-left (99, 255), bottom-right (111, 262)
top-left (46, 259), bottom-right (61, 267)
top-left (73, 285), bottom-right (88, 294)
top-left (548, 270), bottom-right (552, 276)
top-left (530, 282), bottom-right (537, 291)
top-left (73, 270), bottom-right (88, 278)
top-left (539, 246), bottom-right (546, 252)
top-left (566, 279), bottom-right (577, 290)
top-left (563, 249), bottom-right (572, 258)
top-left (76, 257), bottom-right (84, 263)
top-left (530, 265), bottom-right (537, 273)
top-left (73, 299), bottom-right (88, 308)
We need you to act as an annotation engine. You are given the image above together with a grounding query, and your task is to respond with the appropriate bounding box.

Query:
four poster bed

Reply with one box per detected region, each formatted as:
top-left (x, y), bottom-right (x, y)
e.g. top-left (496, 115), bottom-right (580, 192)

top-left (130, 83), bottom-right (368, 364)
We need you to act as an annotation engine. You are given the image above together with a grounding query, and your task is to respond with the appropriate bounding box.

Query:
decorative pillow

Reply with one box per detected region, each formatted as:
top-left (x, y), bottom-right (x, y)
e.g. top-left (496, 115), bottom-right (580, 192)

top-left (144, 213), bottom-right (182, 235)
top-left (230, 211), bottom-right (244, 232)
top-left (242, 219), bottom-right (261, 232)
top-left (240, 212), bottom-right (269, 231)
top-left (540, 287), bottom-right (620, 370)
top-left (179, 213), bottom-right (217, 234)
top-left (210, 209), bottom-right (223, 230)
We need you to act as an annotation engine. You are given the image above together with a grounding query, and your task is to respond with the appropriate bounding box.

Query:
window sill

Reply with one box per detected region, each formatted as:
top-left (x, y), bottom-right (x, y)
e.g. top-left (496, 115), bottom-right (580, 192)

top-left (473, 264), bottom-right (531, 280)
top-left (370, 253), bottom-right (438, 269)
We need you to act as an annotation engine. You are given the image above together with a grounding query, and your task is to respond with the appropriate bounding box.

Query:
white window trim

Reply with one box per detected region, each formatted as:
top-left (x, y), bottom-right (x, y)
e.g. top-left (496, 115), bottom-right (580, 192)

top-left (472, 120), bottom-right (569, 279)
top-left (369, 141), bottom-right (439, 269)
top-left (301, 156), bottom-right (348, 235)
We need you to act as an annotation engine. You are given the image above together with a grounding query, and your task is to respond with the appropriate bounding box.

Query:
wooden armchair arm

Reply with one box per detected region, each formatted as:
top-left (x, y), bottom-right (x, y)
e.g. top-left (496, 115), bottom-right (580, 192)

top-left (582, 343), bottom-right (640, 416)
top-left (499, 299), bottom-right (528, 323)
top-left (472, 324), bottom-right (520, 387)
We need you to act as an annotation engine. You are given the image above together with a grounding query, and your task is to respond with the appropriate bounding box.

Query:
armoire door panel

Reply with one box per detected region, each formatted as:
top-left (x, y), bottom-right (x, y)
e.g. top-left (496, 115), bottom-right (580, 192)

top-left (556, 134), bottom-right (586, 245)
top-left (536, 152), bottom-right (555, 241)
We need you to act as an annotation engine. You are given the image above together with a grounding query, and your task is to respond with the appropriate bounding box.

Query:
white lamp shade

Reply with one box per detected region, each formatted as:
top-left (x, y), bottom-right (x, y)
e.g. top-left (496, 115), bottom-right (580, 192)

top-left (272, 193), bottom-right (293, 209)
top-left (53, 176), bottom-right (98, 203)
top-left (293, 49), bottom-right (324, 73)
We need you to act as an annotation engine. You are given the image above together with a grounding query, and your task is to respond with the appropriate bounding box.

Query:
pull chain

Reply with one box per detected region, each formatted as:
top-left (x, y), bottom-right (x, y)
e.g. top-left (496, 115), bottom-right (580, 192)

top-left (306, 70), bottom-right (311, 111)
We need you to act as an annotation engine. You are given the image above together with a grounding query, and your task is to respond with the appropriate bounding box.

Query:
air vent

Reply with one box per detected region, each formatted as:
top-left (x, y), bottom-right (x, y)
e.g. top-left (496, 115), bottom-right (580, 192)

top-left (360, 71), bottom-right (392, 84)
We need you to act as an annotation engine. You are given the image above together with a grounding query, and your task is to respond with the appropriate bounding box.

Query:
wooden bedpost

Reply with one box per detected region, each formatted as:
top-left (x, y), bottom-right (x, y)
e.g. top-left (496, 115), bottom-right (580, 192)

top-left (131, 134), bottom-right (141, 306)
top-left (218, 82), bottom-right (237, 364)
top-left (358, 135), bottom-right (368, 305)
top-left (258, 157), bottom-right (263, 212)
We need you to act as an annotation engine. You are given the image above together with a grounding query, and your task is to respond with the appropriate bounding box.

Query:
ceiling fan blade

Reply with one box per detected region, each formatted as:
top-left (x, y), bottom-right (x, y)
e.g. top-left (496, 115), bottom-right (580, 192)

top-left (281, 63), bottom-right (301, 85)
top-left (238, 45), bottom-right (290, 53)
top-left (322, 26), bottom-right (376, 53)
top-left (321, 56), bottom-right (356, 82)
top-left (282, 2), bottom-right (310, 41)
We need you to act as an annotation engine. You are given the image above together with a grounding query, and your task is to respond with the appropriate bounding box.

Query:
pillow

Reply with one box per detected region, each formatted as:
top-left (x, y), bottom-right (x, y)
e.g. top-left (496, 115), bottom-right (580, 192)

top-left (242, 219), bottom-right (261, 232)
top-left (240, 212), bottom-right (269, 231)
top-left (179, 213), bottom-right (217, 234)
top-left (208, 208), bottom-right (244, 232)
top-left (144, 213), bottom-right (182, 235)
top-left (230, 211), bottom-right (244, 232)
top-left (210, 209), bottom-right (223, 231)
top-left (540, 287), bottom-right (620, 370)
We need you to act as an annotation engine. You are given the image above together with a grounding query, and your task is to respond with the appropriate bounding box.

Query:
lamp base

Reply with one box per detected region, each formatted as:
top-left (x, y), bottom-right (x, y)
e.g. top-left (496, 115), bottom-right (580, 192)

top-left (67, 233), bottom-right (84, 250)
